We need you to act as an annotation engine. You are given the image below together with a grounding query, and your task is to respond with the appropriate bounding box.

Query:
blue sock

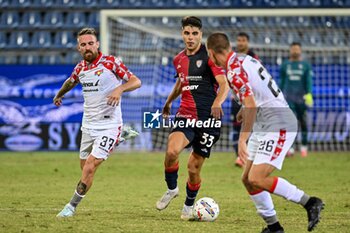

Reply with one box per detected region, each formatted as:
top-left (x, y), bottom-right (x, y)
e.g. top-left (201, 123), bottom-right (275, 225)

top-left (165, 162), bottom-right (179, 190)
top-left (185, 182), bottom-right (200, 206)
top-left (165, 171), bottom-right (178, 190)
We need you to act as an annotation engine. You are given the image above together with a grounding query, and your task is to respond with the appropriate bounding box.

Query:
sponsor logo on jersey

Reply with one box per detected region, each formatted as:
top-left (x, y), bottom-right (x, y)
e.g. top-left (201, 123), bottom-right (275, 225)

top-left (187, 76), bottom-right (203, 81)
top-left (81, 80), bottom-right (99, 92)
top-left (201, 148), bottom-right (208, 153)
top-left (182, 85), bottom-right (199, 91)
top-left (81, 80), bottom-right (99, 87)
top-left (196, 60), bottom-right (202, 68)
top-left (94, 69), bottom-right (103, 76)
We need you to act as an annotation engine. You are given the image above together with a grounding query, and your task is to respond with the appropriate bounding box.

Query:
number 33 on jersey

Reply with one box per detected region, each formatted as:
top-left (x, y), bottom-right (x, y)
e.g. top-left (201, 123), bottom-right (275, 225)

top-left (226, 52), bottom-right (287, 109)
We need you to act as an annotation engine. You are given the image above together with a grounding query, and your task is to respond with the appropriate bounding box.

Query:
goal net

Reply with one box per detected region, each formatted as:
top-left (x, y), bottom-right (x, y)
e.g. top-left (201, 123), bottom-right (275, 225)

top-left (100, 9), bottom-right (350, 152)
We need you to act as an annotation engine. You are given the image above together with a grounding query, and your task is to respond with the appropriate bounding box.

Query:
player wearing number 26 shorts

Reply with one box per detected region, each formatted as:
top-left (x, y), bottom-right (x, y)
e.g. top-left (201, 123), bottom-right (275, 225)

top-left (207, 32), bottom-right (324, 232)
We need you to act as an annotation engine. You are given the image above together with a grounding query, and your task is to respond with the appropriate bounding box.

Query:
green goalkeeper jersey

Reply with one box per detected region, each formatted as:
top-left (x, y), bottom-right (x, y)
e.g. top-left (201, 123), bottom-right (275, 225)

top-left (279, 60), bottom-right (313, 104)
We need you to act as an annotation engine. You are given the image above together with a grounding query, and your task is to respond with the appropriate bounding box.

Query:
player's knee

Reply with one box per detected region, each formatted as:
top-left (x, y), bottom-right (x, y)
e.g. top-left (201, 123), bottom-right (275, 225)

top-left (241, 174), bottom-right (250, 186)
top-left (187, 162), bottom-right (200, 176)
top-left (166, 148), bottom-right (179, 163)
top-left (248, 175), bottom-right (264, 189)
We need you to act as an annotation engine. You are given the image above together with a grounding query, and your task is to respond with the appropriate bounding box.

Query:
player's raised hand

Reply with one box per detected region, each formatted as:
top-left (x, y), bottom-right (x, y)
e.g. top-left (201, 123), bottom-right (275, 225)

top-left (162, 102), bottom-right (172, 118)
top-left (53, 95), bottom-right (63, 107)
top-left (211, 101), bottom-right (224, 119)
top-left (108, 87), bottom-right (123, 106)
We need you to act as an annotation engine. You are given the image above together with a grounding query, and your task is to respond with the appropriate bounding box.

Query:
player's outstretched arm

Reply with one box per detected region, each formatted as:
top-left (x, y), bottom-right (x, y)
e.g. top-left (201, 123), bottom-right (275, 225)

top-left (162, 78), bottom-right (181, 117)
top-left (238, 95), bottom-right (257, 164)
top-left (119, 75), bottom-right (142, 92)
top-left (107, 75), bottom-right (141, 106)
top-left (53, 78), bottom-right (78, 107)
top-left (211, 74), bottom-right (230, 119)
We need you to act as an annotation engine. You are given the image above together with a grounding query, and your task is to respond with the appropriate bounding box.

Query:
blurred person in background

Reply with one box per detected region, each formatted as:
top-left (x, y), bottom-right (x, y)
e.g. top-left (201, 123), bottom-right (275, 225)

top-left (279, 42), bottom-right (313, 157)
top-left (232, 32), bottom-right (261, 167)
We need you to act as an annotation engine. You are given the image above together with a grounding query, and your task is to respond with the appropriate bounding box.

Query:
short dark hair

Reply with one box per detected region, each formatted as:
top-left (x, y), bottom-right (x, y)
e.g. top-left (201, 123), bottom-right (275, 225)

top-left (290, 42), bottom-right (301, 47)
top-left (77, 27), bottom-right (98, 39)
top-left (181, 16), bottom-right (202, 29)
top-left (237, 32), bottom-right (250, 41)
top-left (207, 32), bottom-right (231, 53)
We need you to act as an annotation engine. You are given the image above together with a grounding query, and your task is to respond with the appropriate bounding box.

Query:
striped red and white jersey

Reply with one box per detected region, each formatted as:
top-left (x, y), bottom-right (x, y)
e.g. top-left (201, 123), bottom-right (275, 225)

top-left (226, 51), bottom-right (288, 108)
top-left (69, 52), bottom-right (133, 129)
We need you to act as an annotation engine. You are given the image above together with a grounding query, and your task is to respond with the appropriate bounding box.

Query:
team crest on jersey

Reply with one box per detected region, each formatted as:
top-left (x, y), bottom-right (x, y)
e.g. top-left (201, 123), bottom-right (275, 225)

top-left (94, 69), bottom-right (104, 76)
top-left (196, 60), bottom-right (202, 68)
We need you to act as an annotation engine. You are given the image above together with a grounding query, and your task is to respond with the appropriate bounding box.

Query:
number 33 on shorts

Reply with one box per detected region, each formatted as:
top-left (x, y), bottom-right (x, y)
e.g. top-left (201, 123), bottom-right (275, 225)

top-left (200, 133), bottom-right (215, 148)
top-left (99, 136), bottom-right (115, 152)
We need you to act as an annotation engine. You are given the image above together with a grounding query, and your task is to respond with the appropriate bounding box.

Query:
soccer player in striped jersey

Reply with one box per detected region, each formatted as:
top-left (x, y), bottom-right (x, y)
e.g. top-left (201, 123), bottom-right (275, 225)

top-left (155, 16), bottom-right (229, 220)
top-left (54, 28), bottom-right (141, 217)
top-left (207, 32), bottom-right (324, 233)
top-left (233, 32), bottom-right (261, 168)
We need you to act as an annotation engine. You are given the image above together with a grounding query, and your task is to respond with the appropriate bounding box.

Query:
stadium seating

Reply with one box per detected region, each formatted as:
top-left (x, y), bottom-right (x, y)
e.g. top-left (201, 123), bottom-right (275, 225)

top-left (43, 11), bottom-right (64, 28)
top-left (65, 12), bottom-right (86, 28)
top-left (41, 53), bottom-right (63, 64)
top-left (31, 0), bottom-right (55, 8)
top-left (54, 31), bottom-right (75, 48)
top-left (18, 54), bottom-right (41, 64)
top-left (31, 31), bottom-right (52, 48)
top-left (0, 31), bottom-right (6, 49)
top-left (8, 31), bottom-right (30, 49)
top-left (21, 11), bottom-right (42, 28)
top-left (9, 0), bottom-right (32, 8)
top-left (0, 0), bottom-right (349, 64)
top-left (0, 11), bottom-right (20, 29)
top-left (99, 0), bottom-right (122, 8)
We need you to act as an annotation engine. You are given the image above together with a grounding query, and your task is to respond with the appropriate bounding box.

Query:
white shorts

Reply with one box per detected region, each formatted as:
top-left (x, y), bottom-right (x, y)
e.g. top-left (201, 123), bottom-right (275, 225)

top-left (247, 129), bottom-right (297, 170)
top-left (79, 125), bottom-right (122, 160)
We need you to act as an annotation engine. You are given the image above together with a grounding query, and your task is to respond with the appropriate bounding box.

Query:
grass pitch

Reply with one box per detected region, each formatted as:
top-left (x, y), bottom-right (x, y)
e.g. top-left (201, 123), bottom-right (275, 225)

top-left (0, 151), bottom-right (349, 233)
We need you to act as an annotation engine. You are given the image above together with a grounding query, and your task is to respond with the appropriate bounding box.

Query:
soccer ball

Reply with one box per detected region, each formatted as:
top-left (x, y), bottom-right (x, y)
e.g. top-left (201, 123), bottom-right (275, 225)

top-left (193, 197), bottom-right (219, 222)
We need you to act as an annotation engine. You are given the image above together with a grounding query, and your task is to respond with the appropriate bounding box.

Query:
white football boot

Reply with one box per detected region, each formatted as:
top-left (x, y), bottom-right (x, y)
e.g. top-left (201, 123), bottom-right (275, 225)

top-left (180, 204), bottom-right (195, 221)
top-left (56, 203), bottom-right (75, 217)
top-left (156, 187), bottom-right (179, 210)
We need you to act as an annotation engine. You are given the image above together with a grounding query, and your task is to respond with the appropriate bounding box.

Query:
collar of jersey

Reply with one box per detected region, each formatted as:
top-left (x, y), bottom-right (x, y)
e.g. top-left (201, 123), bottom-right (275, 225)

top-left (226, 51), bottom-right (236, 70)
top-left (184, 44), bottom-right (204, 57)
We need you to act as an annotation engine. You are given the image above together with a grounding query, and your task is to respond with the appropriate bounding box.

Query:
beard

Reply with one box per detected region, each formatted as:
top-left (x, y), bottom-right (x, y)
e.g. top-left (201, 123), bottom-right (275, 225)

top-left (83, 50), bottom-right (98, 63)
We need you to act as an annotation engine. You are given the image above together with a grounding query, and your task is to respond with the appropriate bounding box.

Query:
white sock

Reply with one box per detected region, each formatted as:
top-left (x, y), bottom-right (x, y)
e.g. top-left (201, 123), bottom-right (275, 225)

top-left (168, 186), bottom-right (179, 193)
top-left (271, 177), bottom-right (305, 204)
top-left (250, 191), bottom-right (277, 223)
